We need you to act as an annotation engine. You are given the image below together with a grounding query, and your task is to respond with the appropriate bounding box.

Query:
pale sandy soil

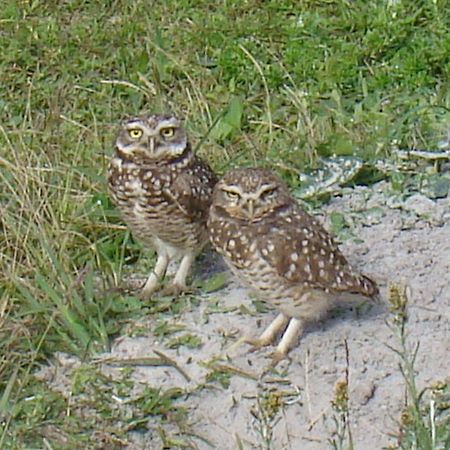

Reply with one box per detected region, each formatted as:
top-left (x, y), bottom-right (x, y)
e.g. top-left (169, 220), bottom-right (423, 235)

top-left (38, 182), bottom-right (450, 449)
top-left (122, 182), bottom-right (449, 449)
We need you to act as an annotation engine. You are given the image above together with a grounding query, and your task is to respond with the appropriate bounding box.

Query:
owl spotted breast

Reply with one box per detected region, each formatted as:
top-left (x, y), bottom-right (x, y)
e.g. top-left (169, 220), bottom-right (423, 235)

top-left (207, 168), bottom-right (378, 361)
top-left (108, 113), bottom-right (217, 298)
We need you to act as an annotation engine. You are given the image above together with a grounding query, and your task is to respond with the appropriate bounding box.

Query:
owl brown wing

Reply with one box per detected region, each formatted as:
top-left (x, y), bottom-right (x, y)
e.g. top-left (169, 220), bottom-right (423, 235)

top-left (163, 157), bottom-right (217, 221)
top-left (257, 204), bottom-right (377, 296)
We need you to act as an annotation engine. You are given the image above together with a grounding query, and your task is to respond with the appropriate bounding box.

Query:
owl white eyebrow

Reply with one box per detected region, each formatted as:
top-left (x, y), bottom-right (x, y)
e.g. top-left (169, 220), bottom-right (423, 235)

top-left (156, 120), bottom-right (178, 130)
top-left (222, 186), bottom-right (242, 195)
top-left (254, 184), bottom-right (277, 197)
top-left (125, 121), bottom-right (144, 129)
top-left (236, 185), bottom-right (277, 201)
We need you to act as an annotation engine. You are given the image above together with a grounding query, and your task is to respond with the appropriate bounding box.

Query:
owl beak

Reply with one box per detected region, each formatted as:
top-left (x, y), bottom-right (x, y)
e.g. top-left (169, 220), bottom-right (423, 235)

top-left (147, 137), bottom-right (155, 154)
top-left (245, 199), bottom-right (254, 219)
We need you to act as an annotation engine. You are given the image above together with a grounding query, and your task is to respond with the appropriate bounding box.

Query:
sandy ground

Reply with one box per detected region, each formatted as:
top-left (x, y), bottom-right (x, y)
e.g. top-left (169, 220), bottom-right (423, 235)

top-left (39, 182), bottom-right (450, 449)
top-left (115, 182), bottom-right (449, 449)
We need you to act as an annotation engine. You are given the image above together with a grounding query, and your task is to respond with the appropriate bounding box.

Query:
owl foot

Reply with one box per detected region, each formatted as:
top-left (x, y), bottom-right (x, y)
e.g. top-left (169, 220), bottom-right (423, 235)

top-left (267, 348), bottom-right (292, 367)
top-left (139, 282), bottom-right (160, 300)
top-left (269, 318), bottom-right (304, 365)
top-left (139, 254), bottom-right (170, 300)
top-left (245, 313), bottom-right (290, 352)
top-left (159, 282), bottom-right (194, 297)
top-left (245, 337), bottom-right (273, 352)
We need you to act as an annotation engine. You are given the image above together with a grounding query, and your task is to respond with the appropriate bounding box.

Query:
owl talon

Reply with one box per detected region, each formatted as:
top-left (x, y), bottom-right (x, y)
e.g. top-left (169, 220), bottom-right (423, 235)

top-left (268, 349), bottom-right (291, 366)
top-left (244, 337), bottom-right (274, 351)
top-left (159, 283), bottom-right (195, 297)
top-left (138, 288), bottom-right (156, 301)
top-left (139, 281), bottom-right (160, 300)
top-left (244, 313), bottom-right (290, 353)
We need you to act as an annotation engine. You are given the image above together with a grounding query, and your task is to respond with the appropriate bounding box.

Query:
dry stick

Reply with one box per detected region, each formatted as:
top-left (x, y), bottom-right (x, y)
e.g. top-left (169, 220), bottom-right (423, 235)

top-left (59, 114), bottom-right (91, 132)
top-left (306, 406), bottom-right (330, 432)
top-left (396, 149), bottom-right (450, 161)
top-left (206, 362), bottom-right (258, 381)
top-left (100, 79), bottom-right (152, 95)
top-left (151, 349), bottom-right (192, 382)
top-left (304, 348), bottom-right (313, 422)
top-left (95, 355), bottom-right (170, 367)
top-left (344, 339), bottom-right (354, 450)
top-left (94, 350), bottom-right (191, 383)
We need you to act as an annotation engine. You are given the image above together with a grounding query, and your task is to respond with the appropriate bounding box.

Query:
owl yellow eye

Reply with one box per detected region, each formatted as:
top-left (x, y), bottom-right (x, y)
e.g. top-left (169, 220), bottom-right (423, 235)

top-left (160, 127), bottom-right (175, 138)
top-left (225, 190), bottom-right (240, 200)
top-left (260, 188), bottom-right (277, 199)
top-left (128, 128), bottom-right (143, 139)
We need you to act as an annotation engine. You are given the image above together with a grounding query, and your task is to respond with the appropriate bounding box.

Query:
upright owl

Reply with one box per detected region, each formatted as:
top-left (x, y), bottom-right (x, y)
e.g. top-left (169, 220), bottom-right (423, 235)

top-left (108, 113), bottom-right (217, 298)
top-left (207, 168), bottom-right (378, 361)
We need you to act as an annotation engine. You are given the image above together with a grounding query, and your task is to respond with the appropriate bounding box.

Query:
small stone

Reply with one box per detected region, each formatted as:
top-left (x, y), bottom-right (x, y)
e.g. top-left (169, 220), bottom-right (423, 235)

top-left (352, 381), bottom-right (376, 405)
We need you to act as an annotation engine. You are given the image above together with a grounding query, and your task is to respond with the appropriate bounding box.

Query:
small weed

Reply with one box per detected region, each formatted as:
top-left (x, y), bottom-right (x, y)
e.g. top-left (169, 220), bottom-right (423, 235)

top-left (166, 334), bottom-right (203, 350)
top-left (194, 271), bottom-right (229, 294)
top-left (205, 370), bottom-right (232, 390)
top-left (153, 320), bottom-right (186, 338)
top-left (387, 284), bottom-right (449, 449)
top-left (328, 341), bottom-right (354, 450)
top-left (203, 359), bottom-right (257, 389)
top-left (248, 381), bottom-right (302, 450)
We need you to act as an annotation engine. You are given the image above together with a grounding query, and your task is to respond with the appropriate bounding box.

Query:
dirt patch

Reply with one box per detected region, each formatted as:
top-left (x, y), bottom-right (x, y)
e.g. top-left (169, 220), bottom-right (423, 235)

top-left (38, 182), bottom-right (450, 449)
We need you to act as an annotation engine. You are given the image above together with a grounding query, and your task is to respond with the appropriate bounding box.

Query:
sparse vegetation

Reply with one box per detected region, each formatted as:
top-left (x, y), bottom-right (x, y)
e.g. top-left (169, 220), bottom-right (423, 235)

top-left (328, 342), bottom-right (354, 450)
top-left (386, 284), bottom-right (449, 450)
top-left (1, 0), bottom-right (449, 447)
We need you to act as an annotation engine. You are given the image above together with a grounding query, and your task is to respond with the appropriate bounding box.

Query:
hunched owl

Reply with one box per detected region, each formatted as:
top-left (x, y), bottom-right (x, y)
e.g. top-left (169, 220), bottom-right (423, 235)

top-left (108, 113), bottom-right (217, 298)
top-left (207, 168), bottom-right (378, 361)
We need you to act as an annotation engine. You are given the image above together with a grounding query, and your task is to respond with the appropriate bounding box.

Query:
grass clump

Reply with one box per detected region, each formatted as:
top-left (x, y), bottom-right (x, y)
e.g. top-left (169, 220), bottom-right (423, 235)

top-left (1, 362), bottom-right (188, 449)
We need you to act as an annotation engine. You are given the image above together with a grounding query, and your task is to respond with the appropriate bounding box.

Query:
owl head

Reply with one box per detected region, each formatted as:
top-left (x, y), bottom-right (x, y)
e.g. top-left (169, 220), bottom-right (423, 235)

top-left (115, 113), bottom-right (188, 161)
top-left (212, 168), bottom-right (292, 222)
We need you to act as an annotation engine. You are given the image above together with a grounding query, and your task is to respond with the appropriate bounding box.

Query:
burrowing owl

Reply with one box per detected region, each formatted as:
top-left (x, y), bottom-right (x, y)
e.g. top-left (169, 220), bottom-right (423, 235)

top-left (207, 168), bottom-right (378, 361)
top-left (108, 113), bottom-right (217, 298)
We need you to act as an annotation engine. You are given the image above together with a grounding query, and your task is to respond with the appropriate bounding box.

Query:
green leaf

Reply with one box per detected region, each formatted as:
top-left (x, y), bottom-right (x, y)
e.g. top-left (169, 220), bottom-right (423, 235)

top-left (329, 211), bottom-right (347, 233)
top-left (421, 175), bottom-right (450, 199)
top-left (197, 272), bottom-right (228, 293)
top-left (252, 299), bottom-right (270, 313)
top-left (331, 134), bottom-right (354, 156)
top-left (0, 367), bottom-right (18, 416)
top-left (211, 97), bottom-right (244, 140)
top-left (225, 96), bottom-right (243, 129)
top-left (390, 172), bottom-right (406, 192)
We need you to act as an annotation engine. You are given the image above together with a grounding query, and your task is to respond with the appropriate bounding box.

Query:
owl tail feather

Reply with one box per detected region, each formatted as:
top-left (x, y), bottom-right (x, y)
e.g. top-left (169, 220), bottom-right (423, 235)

top-left (360, 274), bottom-right (380, 300)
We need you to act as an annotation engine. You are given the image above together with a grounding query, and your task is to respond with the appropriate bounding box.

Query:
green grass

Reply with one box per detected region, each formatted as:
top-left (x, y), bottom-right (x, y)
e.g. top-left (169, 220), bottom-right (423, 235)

top-left (1, 0), bottom-right (449, 447)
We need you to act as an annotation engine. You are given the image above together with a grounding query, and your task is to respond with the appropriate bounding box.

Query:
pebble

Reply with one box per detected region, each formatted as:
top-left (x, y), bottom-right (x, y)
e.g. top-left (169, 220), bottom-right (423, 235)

top-left (352, 381), bottom-right (376, 405)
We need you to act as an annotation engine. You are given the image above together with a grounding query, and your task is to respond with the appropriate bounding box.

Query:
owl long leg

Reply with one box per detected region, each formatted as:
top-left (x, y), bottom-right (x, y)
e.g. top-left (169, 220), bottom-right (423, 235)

top-left (141, 252), bottom-right (170, 299)
top-left (271, 318), bottom-right (305, 363)
top-left (245, 313), bottom-right (290, 348)
top-left (171, 252), bottom-right (195, 292)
